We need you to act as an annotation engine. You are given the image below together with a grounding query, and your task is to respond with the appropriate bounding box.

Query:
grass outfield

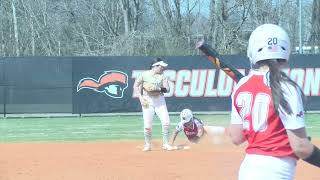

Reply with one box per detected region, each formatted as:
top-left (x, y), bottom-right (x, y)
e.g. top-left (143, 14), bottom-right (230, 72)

top-left (0, 114), bottom-right (319, 142)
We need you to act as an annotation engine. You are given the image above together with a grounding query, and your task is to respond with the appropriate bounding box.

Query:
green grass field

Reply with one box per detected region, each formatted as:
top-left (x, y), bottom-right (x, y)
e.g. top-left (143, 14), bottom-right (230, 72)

top-left (0, 114), bottom-right (319, 142)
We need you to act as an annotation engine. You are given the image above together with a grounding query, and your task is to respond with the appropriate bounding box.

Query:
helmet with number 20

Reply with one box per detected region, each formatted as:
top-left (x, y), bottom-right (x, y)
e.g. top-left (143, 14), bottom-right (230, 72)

top-left (247, 24), bottom-right (291, 65)
top-left (180, 109), bottom-right (193, 124)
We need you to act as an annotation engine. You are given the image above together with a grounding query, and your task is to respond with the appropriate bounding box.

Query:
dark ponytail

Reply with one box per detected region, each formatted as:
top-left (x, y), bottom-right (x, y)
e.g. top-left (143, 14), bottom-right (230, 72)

top-left (257, 60), bottom-right (305, 115)
top-left (149, 57), bottom-right (163, 69)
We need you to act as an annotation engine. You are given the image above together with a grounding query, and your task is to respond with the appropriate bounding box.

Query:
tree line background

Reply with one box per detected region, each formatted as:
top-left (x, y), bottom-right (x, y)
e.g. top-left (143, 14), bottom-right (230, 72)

top-left (1, 0), bottom-right (319, 57)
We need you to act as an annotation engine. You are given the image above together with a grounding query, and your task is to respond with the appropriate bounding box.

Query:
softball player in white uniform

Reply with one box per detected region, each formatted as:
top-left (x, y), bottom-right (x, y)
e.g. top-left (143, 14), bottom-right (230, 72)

top-left (134, 58), bottom-right (173, 151)
top-left (229, 24), bottom-right (320, 180)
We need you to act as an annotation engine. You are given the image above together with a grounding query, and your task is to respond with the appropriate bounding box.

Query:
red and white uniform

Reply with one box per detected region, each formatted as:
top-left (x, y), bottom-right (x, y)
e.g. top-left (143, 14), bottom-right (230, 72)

top-left (231, 70), bottom-right (305, 180)
top-left (176, 118), bottom-right (203, 141)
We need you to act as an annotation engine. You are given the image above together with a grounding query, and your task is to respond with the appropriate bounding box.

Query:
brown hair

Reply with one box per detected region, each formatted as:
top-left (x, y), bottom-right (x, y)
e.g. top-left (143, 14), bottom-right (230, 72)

top-left (149, 57), bottom-right (163, 69)
top-left (256, 59), bottom-right (305, 114)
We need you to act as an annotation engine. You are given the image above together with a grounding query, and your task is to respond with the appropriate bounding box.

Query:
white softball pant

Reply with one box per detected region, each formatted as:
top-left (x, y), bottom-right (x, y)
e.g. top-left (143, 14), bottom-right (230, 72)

top-left (142, 95), bottom-right (170, 128)
top-left (238, 154), bottom-right (297, 180)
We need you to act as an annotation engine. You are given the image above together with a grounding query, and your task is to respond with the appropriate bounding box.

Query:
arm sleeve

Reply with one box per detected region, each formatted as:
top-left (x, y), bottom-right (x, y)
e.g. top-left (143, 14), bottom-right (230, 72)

top-left (230, 91), bottom-right (243, 125)
top-left (279, 83), bottom-right (305, 130)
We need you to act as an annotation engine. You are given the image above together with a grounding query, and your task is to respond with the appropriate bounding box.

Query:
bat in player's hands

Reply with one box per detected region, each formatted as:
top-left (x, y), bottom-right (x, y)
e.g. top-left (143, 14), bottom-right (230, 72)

top-left (197, 40), bottom-right (315, 165)
top-left (196, 40), bottom-right (244, 82)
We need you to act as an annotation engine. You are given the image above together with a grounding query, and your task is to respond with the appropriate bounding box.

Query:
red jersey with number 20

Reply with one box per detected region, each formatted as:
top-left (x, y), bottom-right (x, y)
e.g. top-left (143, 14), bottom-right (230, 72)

top-left (231, 70), bottom-right (305, 157)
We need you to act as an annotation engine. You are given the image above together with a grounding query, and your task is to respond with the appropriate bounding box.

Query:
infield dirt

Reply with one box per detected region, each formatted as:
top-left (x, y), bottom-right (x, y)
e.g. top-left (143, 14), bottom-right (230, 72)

top-left (0, 137), bottom-right (319, 180)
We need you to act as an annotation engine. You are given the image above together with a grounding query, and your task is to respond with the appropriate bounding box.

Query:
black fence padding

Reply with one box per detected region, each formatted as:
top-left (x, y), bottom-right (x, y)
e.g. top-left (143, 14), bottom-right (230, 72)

top-left (0, 57), bottom-right (72, 114)
top-left (0, 55), bottom-right (319, 114)
top-left (3, 57), bottom-right (72, 87)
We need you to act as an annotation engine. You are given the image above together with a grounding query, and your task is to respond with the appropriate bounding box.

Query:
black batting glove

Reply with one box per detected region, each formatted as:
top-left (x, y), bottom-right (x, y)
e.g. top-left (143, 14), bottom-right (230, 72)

top-left (160, 87), bottom-right (168, 93)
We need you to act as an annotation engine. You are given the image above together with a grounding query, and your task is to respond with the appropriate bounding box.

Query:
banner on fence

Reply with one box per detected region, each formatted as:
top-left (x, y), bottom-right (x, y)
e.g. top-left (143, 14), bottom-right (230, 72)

top-left (73, 55), bottom-right (320, 113)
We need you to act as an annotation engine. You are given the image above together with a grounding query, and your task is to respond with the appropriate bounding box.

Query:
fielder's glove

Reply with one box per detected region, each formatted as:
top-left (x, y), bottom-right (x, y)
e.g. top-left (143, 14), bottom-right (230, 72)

top-left (143, 82), bottom-right (158, 92)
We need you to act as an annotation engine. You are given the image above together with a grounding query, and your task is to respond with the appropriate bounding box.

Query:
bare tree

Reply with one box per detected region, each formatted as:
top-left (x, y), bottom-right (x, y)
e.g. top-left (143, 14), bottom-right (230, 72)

top-left (310, 0), bottom-right (320, 49)
top-left (207, 0), bottom-right (253, 54)
top-left (120, 0), bottom-right (143, 35)
top-left (11, 0), bottom-right (19, 56)
top-left (0, 0), bottom-right (316, 56)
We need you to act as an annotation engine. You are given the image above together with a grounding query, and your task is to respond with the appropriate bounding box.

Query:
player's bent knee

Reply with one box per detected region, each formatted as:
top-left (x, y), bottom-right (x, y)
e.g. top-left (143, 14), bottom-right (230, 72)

top-left (162, 124), bottom-right (170, 128)
top-left (144, 127), bottom-right (152, 133)
top-left (189, 136), bottom-right (201, 144)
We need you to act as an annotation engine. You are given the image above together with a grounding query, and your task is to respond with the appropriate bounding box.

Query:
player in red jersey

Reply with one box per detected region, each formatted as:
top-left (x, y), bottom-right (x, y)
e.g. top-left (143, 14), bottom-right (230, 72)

top-left (228, 24), bottom-right (319, 180)
top-left (171, 109), bottom-right (226, 146)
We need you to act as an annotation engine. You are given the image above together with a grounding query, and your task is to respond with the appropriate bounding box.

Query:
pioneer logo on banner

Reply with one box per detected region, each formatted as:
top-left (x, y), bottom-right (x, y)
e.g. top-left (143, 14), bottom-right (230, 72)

top-left (77, 70), bottom-right (128, 98)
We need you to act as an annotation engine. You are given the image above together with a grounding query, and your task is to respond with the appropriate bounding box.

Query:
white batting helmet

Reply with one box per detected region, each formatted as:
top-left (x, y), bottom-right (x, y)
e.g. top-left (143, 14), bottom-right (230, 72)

top-left (180, 109), bottom-right (193, 124)
top-left (247, 24), bottom-right (291, 65)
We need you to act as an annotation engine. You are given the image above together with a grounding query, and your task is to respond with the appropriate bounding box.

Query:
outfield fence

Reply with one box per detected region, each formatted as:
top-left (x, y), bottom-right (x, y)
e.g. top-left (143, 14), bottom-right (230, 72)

top-left (1, 55), bottom-right (320, 115)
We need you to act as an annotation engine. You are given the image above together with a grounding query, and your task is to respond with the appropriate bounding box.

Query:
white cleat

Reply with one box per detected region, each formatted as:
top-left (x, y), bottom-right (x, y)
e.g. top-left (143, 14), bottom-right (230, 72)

top-left (142, 145), bottom-right (151, 152)
top-left (162, 144), bottom-right (174, 151)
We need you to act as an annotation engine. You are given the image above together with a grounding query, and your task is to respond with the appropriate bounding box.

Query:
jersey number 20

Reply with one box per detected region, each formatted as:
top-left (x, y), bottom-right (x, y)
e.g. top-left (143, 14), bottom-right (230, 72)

top-left (236, 92), bottom-right (271, 132)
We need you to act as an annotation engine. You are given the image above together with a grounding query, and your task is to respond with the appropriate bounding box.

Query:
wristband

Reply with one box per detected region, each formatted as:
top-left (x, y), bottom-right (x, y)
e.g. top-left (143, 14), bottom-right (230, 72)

top-left (303, 145), bottom-right (320, 168)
